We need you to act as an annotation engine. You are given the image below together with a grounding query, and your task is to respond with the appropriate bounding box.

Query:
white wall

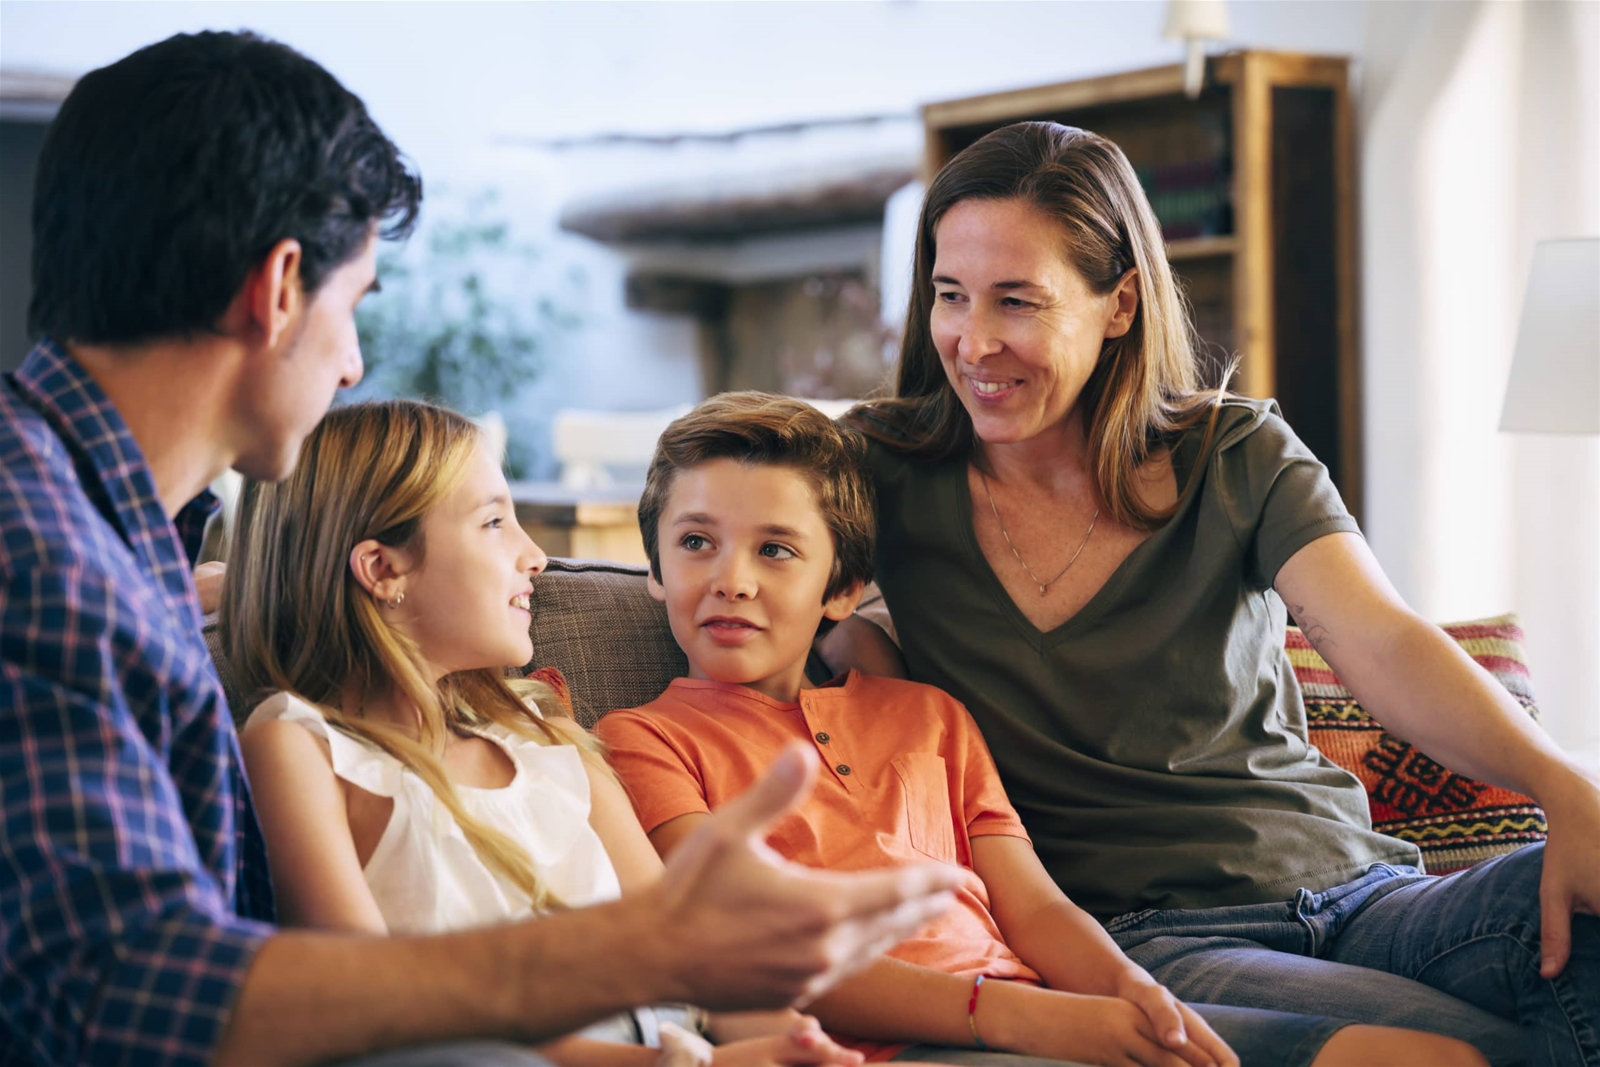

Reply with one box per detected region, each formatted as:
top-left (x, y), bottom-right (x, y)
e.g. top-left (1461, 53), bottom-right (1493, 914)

top-left (0, 1), bottom-right (1369, 182)
top-left (1362, 0), bottom-right (1600, 770)
top-left (0, 0), bottom-right (1371, 454)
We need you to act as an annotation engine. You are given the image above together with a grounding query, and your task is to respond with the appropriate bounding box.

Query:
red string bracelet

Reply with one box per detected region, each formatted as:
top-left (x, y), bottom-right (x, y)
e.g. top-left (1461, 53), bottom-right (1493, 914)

top-left (967, 974), bottom-right (990, 1051)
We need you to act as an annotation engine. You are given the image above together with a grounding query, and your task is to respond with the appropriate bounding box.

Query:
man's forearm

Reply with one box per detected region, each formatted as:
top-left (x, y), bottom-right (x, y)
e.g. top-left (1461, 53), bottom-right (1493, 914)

top-left (216, 895), bottom-right (667, 1066)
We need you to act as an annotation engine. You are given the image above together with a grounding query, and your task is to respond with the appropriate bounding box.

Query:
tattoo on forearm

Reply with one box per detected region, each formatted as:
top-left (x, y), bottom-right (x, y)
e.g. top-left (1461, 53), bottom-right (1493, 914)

top-left (1289, 602), bottom-right (1337, 650)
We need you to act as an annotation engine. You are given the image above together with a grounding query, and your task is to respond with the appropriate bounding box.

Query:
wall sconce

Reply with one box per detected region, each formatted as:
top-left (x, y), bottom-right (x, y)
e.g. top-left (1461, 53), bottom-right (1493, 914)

top-left (1163, 0), bottom-right (1231, 99)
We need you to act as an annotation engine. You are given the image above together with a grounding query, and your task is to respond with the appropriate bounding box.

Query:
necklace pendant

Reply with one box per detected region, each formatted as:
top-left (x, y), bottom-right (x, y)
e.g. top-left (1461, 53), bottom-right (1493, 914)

top-left (1038, 583), bottom-right (1048, 595)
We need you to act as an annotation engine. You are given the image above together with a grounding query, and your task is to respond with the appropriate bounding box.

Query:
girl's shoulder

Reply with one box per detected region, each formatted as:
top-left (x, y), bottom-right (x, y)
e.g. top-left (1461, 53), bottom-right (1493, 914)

top-left (243, 691), bottom-right (404, 798)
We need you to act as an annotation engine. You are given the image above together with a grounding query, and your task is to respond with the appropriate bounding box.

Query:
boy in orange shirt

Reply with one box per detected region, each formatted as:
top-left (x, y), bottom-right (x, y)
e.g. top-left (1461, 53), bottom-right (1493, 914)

top-left (598, 393), bottom-right (1338, 1067)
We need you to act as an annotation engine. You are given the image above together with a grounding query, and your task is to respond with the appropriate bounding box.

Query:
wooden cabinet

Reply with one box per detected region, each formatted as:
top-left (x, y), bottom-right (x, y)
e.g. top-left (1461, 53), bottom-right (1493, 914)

top-left (923, 51), bottom-right (1361, 518)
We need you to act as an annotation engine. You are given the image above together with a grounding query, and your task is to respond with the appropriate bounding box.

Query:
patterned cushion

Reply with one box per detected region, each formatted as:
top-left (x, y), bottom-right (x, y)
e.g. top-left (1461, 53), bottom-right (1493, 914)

top-left (1289, 615), bottom-right (1548, 874)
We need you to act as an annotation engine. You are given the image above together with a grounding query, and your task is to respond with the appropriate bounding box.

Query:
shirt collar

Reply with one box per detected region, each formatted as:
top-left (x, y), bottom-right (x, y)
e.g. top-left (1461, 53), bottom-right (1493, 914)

top-left (9, 338), bottom-right (215, 616)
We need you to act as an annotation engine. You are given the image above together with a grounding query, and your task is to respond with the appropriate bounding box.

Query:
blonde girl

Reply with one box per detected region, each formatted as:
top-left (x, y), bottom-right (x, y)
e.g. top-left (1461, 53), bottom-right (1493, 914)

top-left (222, 399), bottom-right (861, 1067)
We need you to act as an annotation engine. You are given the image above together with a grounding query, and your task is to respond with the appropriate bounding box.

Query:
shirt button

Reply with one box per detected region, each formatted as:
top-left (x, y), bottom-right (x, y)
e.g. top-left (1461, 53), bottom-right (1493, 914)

top-left (815, 731), bottom-right (831, 744)
top-left (836, 764), bottom-right (852, 776)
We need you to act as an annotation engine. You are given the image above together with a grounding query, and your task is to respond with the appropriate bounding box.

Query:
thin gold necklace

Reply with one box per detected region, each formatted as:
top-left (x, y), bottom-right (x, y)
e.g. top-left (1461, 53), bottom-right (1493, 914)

top-left (977, 468), bottom-right (1100, 595)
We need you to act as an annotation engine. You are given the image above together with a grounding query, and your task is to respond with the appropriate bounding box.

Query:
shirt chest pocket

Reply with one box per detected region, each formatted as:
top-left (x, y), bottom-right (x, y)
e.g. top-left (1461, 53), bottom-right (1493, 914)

top-left (890, 753), bottom-right (958, 863)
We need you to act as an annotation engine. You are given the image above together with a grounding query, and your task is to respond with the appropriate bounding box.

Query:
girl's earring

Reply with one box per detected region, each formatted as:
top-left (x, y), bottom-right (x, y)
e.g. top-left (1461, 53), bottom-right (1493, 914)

top-left (384, 591), bottom-right (405, 609)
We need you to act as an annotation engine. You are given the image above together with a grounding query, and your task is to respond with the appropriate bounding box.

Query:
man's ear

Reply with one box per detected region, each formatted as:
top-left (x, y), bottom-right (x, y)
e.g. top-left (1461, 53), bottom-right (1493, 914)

top-left (1103, 267), bottom-right (1140, 340)
top-left (233, 238), bottom-right (305, 349)
top-left (822, 579), bottom-right (866, 622)
top-left (349, 538), bottom-right (414, 605)
top-left (647, 566), bottom-right (667, 604)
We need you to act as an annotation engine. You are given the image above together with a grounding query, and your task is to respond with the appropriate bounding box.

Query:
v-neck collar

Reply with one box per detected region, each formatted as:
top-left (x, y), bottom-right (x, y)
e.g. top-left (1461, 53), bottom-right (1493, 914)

top-left (951, 418), bottom-right (1212, 650)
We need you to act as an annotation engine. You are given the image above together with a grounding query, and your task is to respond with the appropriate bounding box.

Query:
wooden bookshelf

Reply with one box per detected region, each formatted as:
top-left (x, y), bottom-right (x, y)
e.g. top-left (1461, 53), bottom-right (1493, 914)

top-left (923, 51), bottom-right (1362, 519)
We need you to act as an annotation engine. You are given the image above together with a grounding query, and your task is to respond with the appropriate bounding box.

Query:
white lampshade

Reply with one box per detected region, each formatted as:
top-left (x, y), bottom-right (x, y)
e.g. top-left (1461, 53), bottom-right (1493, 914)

top-left (1499, 237), bottom-right (1600, 435)
top-left (1163, 0), bottom-right (1230, 40)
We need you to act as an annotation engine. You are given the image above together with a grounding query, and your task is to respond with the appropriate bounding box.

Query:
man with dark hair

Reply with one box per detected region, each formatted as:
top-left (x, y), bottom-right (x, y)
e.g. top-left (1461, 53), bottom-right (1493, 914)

top-left (0, 31), bottom-right (958, 1067)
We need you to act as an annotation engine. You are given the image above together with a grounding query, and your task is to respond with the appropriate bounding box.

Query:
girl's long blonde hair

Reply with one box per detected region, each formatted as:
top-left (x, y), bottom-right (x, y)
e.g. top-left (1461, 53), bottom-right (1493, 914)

top-left (221, 398), bottom-right (590, 912)
top-left (850, 121), bottom-right (1229, 530)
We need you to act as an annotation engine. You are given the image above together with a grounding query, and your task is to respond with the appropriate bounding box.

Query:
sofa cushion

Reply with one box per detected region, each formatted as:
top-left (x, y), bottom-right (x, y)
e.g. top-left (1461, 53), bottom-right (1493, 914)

top-left (1291, 614), bottom-right (1548, 874)
top-left (521, 558), bottom-right (687, 728)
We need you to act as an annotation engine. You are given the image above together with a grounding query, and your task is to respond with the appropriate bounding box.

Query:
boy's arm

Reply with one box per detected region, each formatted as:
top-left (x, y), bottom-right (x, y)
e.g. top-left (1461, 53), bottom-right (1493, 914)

top-left (973, 834), bottom-right (1233, 1063)
top-left (970, 834), bottom-right (1139, 996)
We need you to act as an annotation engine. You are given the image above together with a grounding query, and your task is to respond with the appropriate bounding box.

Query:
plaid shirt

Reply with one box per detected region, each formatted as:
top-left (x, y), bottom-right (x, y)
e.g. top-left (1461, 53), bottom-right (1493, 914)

top-left (2, 341), bottom-right (275, 1067)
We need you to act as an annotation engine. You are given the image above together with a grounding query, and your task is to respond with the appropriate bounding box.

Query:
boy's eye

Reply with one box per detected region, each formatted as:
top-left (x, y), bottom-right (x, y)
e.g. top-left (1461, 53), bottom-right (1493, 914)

top-left (680, 533), bottom-right (709, 551)
top-left (759, 543), bottom-right (795, 560)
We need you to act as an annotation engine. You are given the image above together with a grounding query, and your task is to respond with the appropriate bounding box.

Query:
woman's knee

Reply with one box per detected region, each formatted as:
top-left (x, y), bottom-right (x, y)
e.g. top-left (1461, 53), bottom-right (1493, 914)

top-left (1310, 1025), bottom-right (1491, 1067)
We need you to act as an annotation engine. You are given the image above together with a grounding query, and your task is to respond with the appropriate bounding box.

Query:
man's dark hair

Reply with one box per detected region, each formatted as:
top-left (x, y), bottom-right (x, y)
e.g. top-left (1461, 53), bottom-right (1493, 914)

top-left (28, 30), bottom-right (422, 345)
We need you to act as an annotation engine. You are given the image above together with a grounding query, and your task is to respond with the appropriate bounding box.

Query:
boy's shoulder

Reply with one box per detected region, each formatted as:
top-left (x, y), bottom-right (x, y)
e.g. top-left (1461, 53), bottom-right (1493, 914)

top-left (831, 672), bottom-right (973, 722)
top-left (836, 670), bottom-right (945, 699)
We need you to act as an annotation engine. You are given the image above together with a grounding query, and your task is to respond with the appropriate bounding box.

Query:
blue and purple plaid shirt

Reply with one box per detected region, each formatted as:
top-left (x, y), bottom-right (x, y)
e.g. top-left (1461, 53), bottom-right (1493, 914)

top-left (2, 341), bottom-right (275, 1066)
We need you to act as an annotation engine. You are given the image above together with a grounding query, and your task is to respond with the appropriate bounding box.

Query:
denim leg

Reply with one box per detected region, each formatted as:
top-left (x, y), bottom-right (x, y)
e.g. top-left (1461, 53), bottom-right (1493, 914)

top-left (1325, 844), bottom-right (1600, 1067)
top-left (331, 1042), bottom-right (553, 1066)
top-left (1120, 935), bottom-right (1524, 1064)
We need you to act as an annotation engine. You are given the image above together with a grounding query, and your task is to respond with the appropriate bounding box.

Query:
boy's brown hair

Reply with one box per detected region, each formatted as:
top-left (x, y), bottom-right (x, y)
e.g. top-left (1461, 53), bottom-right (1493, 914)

top-left (639, 391), bottom-right (875, 602)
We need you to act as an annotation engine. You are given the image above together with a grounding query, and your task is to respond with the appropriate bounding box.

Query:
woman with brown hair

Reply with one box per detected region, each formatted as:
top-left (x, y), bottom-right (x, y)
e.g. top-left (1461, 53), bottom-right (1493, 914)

top-left (830, 121), bottom-right (1599, 1067)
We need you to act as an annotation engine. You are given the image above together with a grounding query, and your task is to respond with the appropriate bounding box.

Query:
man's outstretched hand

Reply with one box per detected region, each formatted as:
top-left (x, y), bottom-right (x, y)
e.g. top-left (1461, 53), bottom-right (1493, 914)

top-left (645, 742), bottom-right (961, 1010)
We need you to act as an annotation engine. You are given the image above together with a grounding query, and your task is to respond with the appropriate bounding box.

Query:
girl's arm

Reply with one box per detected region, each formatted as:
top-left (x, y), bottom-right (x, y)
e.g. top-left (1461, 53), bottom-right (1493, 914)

top-left (238, 717), bottom-right (390, 933)
top-left (1275, 531), bottom-right (1600, 976)
top-left (572, 729), bottom-right (667, 894)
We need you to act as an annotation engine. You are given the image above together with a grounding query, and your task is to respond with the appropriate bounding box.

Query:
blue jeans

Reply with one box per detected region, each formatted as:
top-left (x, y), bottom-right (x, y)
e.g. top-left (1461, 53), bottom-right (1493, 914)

top-left (1106, 844), bottom-right (1599, 1066)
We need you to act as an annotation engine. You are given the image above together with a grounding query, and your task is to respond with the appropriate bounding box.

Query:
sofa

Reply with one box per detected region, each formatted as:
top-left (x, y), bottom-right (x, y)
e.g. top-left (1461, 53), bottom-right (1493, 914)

top-left (203, 557), bottom-right (1548, 877)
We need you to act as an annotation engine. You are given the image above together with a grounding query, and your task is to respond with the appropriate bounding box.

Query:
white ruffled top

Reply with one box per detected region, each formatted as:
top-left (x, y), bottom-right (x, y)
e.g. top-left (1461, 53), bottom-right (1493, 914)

top-left (247, 692), bottom-right (622, 934)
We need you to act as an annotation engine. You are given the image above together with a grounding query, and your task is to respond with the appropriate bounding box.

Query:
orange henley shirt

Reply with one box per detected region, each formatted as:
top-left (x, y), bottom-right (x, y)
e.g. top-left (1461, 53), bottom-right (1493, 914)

top-left (597, 670), bottom-right (1041, 1061)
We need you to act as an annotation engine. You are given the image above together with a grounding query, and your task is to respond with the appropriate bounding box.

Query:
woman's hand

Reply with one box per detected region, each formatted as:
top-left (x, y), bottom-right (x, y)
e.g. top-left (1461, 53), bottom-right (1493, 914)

top-left (1536, 768), bottom-right (1600, 977)
top-left (709, 1015), bottom-right (863, 1066)
top-left (1113, 971), bottom-right (1238, 1067)
top-left (813, 614), bottom-right (907, 680)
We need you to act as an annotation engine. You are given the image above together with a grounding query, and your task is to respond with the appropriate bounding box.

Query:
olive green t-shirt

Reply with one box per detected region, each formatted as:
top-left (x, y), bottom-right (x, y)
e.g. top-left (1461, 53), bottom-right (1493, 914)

top-left (867, 399), bottom-right (1420, 920)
